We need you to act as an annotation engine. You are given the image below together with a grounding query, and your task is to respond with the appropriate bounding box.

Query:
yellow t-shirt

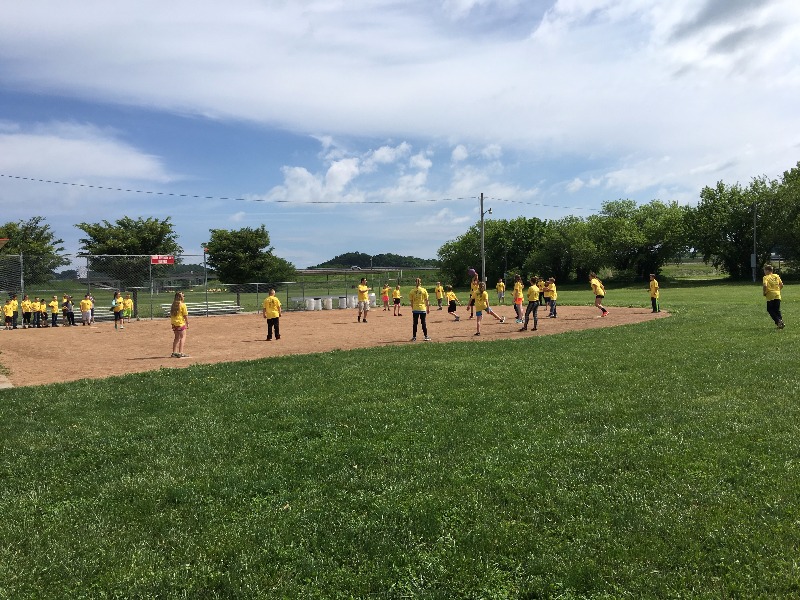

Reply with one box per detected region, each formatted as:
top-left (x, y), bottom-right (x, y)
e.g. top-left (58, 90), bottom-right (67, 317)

top-left (49, 300), bottom-right (59, 313)
top-left (357, 284), bottom-right (370, 302)
top-left (408, 286), bottom-right (429, 311)
top-left (446, 291), bottom-right (458, 303)
top-left (434, 285), bottom-right (444, 299)
top-left (21, 299), bottom-right (32, 313)
top-left (80, 298), bottom-right (93, 313)
top-left (170, 302), bottom-right (188, 327)
top-left (262, 295), bottom-right (282, 319)
top-left (470, 281), bottom-right (479, 299)
top-left (513, 281), bottom-right (523, 300)
top-left (123, 298), bottom-right (134, 311)
top-left (763, 274), bottom-right (782, 301)
top-left (590, 278), bottom-right (605, 296)
top-left (381, 286), bottom-right (390, 298)
top-left (10, 299), bottom-right (18, 312)
top-left (40, 302), bottom-right (48, 314)
top-left (527, 284), bottom-right (540, 302)
top-left (496, 282), bottom-right (505, 293)
top-left (392, 288), bottom-right (401, 300)
top-left (113, 297), bottom-right (124, 313)
top-left (475, 291), bottom-right (489, 312)
top-left (649, 279), bottom-right (660, 299)
top-left (3, 303), bottom-right (13, 318)
top-left (549, 283), bottom-right (557, 302)
top-left (31, 301), bottom-right (41, 313)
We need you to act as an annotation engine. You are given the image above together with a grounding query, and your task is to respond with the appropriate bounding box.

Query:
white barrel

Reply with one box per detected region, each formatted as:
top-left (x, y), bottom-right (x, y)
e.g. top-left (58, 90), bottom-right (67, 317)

top-left (338, 296), bottom-right (347, 309)
top-left (305, 298), bottom-right (315, 311)
top-left (314, 298), bottom-right (322, 311)
top-left (369, 292), bottom-right (376, 307)
top-left (323, 298), bottom-right (333, 310)
top-left (348, 295), bottom-right (358, 308)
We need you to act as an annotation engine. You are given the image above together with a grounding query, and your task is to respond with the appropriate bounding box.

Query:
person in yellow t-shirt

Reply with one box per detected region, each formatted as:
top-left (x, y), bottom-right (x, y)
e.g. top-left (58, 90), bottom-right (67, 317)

top-left (392, 285), bottom-right (403, 316)
top-left (40, 298), bottom-right (49, 327)
top-left (49, 296), bottom-right (60, 327)
top-left (649, 274), bottom-right (660, 313)
top-left (262, 288), bottom-right (282, 340)
top-left (9, 294), bottom-right (19, 329)
top-left (80, 294), bottom-right (94, 326)
top-left (512, 274), bottom-right (524, 323)
top-left (762, 265), bottom-right (785, 329)
top-left (408, 278), bottom-right (430, 341)
top-left (30, 298), bottom-right (41, 328)
top-left (434, 282), bottom-right (445, 310)
top-left (21, 295), bottom-right (32, 329)
top-left (356, 277), bottom-right (371, 323)
top-left (381, 284), bottom-right (391, 311)
top-left (170, 291), bottom-right (189, 357)
top-left (521, 279), bottom-right (540, 332)
top-left (496, 278), bottom-right (506, 305)
top-left (445, 285), bottom-right (461, 321)
top-left (3, 298), bottom-right (13, 329)
top-left (467, 271), bottom-right (479, 319)
top-left (547, 278), bottom-right (558, 318)
top-left (111, 291), bottom-right (124, 330)
top-left (123, 294), bottom-right (134, 323)
top-left (589, 272), bottom-right (609, 317)
top-left (474, 281), bottom-right (505, 336)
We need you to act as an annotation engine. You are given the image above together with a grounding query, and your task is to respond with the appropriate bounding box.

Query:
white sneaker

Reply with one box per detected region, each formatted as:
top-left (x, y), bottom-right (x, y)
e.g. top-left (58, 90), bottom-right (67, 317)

top-left (424, 336), bottom-right (431, 341)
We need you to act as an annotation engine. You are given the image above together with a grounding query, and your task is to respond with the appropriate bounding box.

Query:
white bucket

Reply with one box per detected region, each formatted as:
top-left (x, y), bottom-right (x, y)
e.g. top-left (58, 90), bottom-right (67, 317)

top-left (338, 297), bottom-right (347, 309)
top-left (305, 298), bottom-right (315, 311)
top-left (348, 296), bottom-right (358, 309)
top-left (369, 292), bottom-right (376, 307)
top-left (314, 299), bottom-right (323, 311)
top-left (323, 298), bottom-right (333, 310)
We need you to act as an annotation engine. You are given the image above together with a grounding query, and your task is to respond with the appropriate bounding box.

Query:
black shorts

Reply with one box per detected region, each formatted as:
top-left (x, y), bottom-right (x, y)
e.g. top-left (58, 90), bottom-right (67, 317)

top-left (596, 295), bottom-right (605, 300)
top-left (393, 298), bottom-right (401, 305)
top-left (448, 300), bottom-right (457, 313)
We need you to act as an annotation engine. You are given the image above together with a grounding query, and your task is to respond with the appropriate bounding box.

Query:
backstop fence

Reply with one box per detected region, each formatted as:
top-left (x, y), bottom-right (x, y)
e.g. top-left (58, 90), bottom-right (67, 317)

top-left (0, 254), bottom-right (440, 318)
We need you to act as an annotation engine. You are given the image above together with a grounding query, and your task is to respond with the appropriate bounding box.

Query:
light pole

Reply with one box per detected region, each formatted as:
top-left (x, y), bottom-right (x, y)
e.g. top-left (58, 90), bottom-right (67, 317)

top-left (480, 192), bottom-right (492, 283)
top-left (752, 202), bottom-right (757, 283)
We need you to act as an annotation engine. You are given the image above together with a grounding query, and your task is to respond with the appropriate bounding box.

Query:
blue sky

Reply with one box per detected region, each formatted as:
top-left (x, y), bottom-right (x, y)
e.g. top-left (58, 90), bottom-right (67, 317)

top-left (1, 0), bottom-right (799, 268)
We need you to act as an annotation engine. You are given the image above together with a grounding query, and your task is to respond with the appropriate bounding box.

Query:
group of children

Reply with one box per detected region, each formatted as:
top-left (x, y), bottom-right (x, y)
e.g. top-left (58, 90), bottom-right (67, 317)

top-left (2, 292), bottom-right (135, 330)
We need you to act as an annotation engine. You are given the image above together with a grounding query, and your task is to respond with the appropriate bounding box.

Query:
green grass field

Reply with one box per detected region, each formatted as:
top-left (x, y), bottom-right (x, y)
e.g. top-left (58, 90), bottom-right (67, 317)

top-left (1, 282), bottom-right (799, 598)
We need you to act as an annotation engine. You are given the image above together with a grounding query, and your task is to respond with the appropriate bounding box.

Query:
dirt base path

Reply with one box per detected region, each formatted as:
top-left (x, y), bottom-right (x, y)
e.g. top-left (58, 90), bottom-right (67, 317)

top-left (0, 306), bottom-right (667, 388)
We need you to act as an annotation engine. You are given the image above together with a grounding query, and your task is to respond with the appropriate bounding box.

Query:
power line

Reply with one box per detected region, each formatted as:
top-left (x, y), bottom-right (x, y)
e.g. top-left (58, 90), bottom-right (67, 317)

top-left (1, 173), bottom-right (599, 212)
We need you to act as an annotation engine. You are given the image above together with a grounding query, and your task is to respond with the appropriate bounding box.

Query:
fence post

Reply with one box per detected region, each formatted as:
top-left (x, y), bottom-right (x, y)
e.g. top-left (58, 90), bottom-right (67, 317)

top-left (19, 253), bottom-right (24, 295)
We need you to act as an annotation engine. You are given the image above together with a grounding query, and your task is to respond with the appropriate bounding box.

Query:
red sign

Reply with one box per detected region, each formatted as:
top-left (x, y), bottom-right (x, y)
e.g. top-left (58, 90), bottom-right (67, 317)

top-left (150, 255), bottom-right (175, 265)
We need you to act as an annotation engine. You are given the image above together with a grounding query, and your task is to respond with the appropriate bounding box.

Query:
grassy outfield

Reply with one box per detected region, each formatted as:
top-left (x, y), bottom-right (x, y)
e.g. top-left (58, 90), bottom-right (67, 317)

top-left (1, 283), bottom-right (799, 598)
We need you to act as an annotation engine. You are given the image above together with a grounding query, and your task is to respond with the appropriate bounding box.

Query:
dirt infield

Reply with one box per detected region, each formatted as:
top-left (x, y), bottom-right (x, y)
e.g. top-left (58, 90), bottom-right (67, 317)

top-left (0, 305), bottom-right (667, 388)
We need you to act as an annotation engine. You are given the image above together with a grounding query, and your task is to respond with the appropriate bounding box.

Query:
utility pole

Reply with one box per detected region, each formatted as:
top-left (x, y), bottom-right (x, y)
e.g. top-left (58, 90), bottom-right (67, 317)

top-left (480, 192), bottom-right (491, 283)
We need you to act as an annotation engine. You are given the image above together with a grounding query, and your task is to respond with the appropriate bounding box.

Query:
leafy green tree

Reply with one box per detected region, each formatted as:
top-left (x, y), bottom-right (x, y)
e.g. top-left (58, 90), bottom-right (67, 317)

top-left (205, 226), bottom-right (295, 284)
top-left (0, 217), bottom-right (69, 285)
top-left (438, 225), bottom-right (480, 285)
top-left (692, 178), bottom-right (780, 279)
top-left (76, 216), bottom-right (182, 287)
top-left (773, 162), bottom-right (800, 265)
top-left (524, 216), bottom-right (600, 282)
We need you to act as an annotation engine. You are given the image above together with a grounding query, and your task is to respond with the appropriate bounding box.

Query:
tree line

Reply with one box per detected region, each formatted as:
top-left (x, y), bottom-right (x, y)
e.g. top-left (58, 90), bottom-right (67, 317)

top-left (438, 161), bottom-right (800, 285)
top-left (0, 217), bottom-right (296, 288)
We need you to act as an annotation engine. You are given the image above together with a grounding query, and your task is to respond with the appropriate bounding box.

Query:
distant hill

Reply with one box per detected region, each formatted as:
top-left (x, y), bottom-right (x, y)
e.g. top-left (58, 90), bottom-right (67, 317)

top-left (310, 252), bottom-right (439, 269)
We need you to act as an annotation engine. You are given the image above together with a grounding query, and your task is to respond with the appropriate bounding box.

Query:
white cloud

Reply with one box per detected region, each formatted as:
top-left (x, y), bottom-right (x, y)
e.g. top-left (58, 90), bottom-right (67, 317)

top-left (229, 211), bottom-right (247, 222)
top-left (451, 145), bottom-right (469, 162)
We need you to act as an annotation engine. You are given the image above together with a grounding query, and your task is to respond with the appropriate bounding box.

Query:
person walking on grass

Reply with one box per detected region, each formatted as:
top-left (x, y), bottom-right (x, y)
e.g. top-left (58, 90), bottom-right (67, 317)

top-left (589, 272), bottom-right (609, 317)
top-left (392, 284), bottom-right (403, 316)
top-left (445, 285), bottom-right (461, 321)
top-left (521, 278), bottom-right (540, 331)
top-left (649, 274), bottom-right (660, 313)
top-left (474, 281), bottom-right (505, 336)
top-left (262, 288), bottom-right (282, 340)
top-left (762, 265), bottom-right (785, 329)
top-left (170, 291), bottom-right (189, 357)
top-left (356, 277), bottom-right (371, 323)
top-left (409, 278), bottom-right (431, 341)
top-left (434, 281), bottom-right (445, 310)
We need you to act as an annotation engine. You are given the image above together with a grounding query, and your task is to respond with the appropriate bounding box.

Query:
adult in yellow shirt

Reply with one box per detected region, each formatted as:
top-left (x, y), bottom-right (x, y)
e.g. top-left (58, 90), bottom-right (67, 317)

top-left (356, 277), bottom-right (371, 323)
top-left (392, 285), bottom-right (403, 316)
top-left (170, 291), bottom-right (189, 357)
top-left (589, 272), bottom-right (609, 317)
top-left (762, 265), bottom-right (785, 329)
top-left (434, 282), bottom-right (445, 310)
top-left (649, 274), bottom-right (660, 313)
top-left (496, 279), bottom-right (506, 305)
top-left (521, 279), bottom-right (540, 332)
top-left (49, 296), bottom-right (60, 327)
top-left (262, 288), bottom-right (282, 340)
top-left (408, 278), bottom-right (431, 341)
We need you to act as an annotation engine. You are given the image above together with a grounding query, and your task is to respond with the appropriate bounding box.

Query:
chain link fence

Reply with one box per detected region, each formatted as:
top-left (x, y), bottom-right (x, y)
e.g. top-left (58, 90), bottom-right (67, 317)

top-left (0, 254), bottom-right (441, 318)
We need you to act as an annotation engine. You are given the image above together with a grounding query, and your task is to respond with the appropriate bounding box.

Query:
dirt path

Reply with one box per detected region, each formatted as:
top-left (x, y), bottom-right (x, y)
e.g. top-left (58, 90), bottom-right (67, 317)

top-left (0, 305), bottom-right (667, 388)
